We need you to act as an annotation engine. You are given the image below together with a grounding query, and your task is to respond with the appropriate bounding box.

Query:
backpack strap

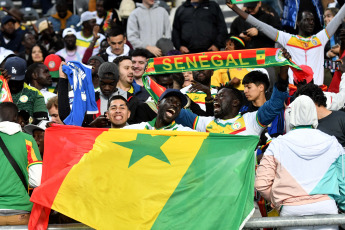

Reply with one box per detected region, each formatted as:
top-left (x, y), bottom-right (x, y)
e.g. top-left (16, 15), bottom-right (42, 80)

top-left (0, 136), bottom-right (27, 191)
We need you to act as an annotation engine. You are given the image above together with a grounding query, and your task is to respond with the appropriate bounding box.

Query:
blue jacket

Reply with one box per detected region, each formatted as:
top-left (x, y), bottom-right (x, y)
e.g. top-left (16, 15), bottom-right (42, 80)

top-left (48, 11), bottom-right (80, 32)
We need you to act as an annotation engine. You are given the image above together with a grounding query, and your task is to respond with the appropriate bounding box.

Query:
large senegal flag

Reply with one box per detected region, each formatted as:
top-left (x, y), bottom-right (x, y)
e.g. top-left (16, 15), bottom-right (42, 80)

top-left (29, 125), bottom-right (259, 230)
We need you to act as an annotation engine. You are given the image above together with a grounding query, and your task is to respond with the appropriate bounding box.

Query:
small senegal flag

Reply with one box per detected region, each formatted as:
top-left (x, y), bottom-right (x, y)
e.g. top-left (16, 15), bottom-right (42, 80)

top-left (256, 50), bottom-right (266, 65)
top-left (0, 75), bottom-right (12, 102)
top-left (29, 125), bottom-right (259, 230)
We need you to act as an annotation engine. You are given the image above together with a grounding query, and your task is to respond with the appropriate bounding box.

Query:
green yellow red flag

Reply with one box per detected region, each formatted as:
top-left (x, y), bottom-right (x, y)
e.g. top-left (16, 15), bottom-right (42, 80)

top-left (29, 125), bottom-right (259, 230)
top-left (0, 75), bottom-right (12, 102)
top-left (231, 0), bottom-right (260, 4)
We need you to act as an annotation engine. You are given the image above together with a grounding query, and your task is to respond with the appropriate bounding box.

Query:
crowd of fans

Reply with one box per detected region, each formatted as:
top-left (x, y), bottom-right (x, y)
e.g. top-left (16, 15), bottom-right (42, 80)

top-left (1, 0), bottom-right (345, 228)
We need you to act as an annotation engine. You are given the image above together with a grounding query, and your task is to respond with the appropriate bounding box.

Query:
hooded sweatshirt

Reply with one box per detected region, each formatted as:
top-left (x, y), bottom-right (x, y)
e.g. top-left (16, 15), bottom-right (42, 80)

top-left (127, 2), bottom-right (171, 49)
top-left (255, 96), bottom-right (345, 211)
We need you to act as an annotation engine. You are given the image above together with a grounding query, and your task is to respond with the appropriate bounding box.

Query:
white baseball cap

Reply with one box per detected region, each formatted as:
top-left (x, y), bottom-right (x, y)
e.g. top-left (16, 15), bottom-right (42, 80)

top-left (62, 27), bottom-right (77, 38)
top-left (77, 11), bottom-right (97, 27)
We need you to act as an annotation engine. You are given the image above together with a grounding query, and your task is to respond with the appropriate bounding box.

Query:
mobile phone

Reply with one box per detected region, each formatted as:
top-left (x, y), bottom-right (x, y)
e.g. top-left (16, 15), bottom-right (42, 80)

top-left (324, 60), bottom-right (340, 70)
top-left (242, 31), bottom-right (248, 35)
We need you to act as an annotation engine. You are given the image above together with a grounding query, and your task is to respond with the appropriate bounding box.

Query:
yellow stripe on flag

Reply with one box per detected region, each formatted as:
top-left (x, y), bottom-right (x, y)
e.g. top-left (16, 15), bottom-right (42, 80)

top-left (52, 129), bottom-right (208, 230)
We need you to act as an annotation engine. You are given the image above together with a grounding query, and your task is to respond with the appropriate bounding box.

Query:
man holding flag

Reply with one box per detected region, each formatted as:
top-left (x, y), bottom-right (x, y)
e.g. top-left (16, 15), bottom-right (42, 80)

top-left (175, 49), bottom-right (291, 136)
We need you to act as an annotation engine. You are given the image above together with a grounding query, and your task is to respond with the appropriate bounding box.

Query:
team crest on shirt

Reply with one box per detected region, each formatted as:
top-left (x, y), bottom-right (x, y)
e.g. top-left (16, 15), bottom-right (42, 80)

top-left (19, 95), bottom-right (28, 103)
top-left (231, 122), bottom-right (242, 130)
top-left (311, 39), bottom-right (318, 46)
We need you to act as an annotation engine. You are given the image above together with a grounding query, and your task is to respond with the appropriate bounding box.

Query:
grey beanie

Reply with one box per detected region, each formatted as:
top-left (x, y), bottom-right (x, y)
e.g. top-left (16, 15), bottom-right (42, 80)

top-left (156, 38), bottom-right (174, 56)
top-left (98, 62), bottom-right (119, 80)
top-left (88, 55), bottom-right (105, 64)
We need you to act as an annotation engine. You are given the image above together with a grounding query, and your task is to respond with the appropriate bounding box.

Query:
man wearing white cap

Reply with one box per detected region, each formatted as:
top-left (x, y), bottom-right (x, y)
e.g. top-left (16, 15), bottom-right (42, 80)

top-left (56, 28), bottom-right (84, 62)
top-left (75, 11), bottom-right (105, 56)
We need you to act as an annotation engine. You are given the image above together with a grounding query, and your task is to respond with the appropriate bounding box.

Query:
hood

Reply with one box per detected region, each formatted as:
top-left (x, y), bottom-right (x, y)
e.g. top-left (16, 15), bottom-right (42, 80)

top-left (0, 121), bottom-right (22, 135)
top-left (51, 10), bottom-right (73, 20)
top-left (136, 2), bottom-right (160, 9)
top-left (280, 128), bottom-right (336, 160)
top-left (106, 44), bottom-right (130, 57)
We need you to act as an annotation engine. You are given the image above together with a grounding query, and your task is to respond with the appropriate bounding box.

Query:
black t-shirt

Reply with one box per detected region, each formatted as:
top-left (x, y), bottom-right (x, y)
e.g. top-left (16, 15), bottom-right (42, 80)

top-left (318, 110), bottom-right (345, 147)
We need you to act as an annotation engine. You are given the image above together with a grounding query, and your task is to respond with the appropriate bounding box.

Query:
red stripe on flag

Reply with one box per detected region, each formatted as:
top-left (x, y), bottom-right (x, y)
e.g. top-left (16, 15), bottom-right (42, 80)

top-left (29, 125), bottom-right (106, 230)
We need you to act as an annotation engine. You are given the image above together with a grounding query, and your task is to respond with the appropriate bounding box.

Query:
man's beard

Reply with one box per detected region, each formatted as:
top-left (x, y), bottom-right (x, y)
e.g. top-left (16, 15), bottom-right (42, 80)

top-left (66, 44), bottom-right (76, 51)
top-left (2, 31), bottom-right (16, 40)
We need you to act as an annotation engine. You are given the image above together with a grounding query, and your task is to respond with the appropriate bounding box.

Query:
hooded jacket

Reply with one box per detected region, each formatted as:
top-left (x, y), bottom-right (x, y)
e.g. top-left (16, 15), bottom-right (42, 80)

top-left (48, 11), bottom-right (80, 32)
top-left (127, 3), bottom-right (171, 49)
top-left (255, 127), bottom-right (345, 211)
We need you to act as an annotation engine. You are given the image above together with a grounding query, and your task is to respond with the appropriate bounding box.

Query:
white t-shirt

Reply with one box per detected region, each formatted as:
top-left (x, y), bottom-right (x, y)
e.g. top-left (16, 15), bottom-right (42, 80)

top-left (75, 32), bottom-right (106, 56)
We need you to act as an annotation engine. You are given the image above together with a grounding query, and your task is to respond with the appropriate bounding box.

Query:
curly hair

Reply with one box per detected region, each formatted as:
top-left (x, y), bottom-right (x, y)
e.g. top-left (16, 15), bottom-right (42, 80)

top-left (295, 83), bottom-right (327, 107)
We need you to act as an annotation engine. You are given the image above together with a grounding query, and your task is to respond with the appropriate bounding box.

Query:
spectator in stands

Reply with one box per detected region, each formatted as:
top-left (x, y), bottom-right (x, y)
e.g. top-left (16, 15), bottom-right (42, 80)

top-left (105, 95), bottom-right (131, 128)
top-left (230, 1), bottom-right (281, 49)
top-left (37, 20), bottom-right (64, 54)
top-left (175, 50), bottom-right (291, 135)
top-left (76, 11), bottom-right (106, 56)
top-left (4, 57), bottom-right (48, 122)
top-left (18, 32), bottom-right (36, 63)
top-left (27, 44), bottom-right (49, 66)
top-left (23, 120), bottom-right (49, 158)
top-left (87, 55), bottom-right (105, 92)
top-left (0, 102), bottom-right (42, 226)
top-left (98, 26), bottom-right (130, 62)
top-left (56, 28), bottom-right (84, 63)
top-left (58, 61), bottom-right (138, 127)
top-left (0, 15), bottom-right (25, 53)
top-left (296, 83), bottom-right (345, 147)
top-left (46, 96), bottom-right (63, 124)
top-left (125, 89), bottom-right (194, 131)
top-left (113, 56), bottom-right (141, 96)
top-left (211, 36), bottom-right (250, 90)
top-left (48, 0), bottom-right (80, 33)
top-left (22, 0), bottom-right (52, 15)
top-left (172, 0), bottom-right (227, 54)
top-left (182, 71), bottom-right (193, 88)
top-left (131, 48), bottom-right (152, 87)
top-left (255, 95), bottom-right (345, 225)
top-left (127, 0), bottom-right (171, 56)
top-left (228, 2), bottom-right (345, 86)
top-left (26, 63), bottom-right (56, 103)
top-left (94, 0), bottom-right (113, 33)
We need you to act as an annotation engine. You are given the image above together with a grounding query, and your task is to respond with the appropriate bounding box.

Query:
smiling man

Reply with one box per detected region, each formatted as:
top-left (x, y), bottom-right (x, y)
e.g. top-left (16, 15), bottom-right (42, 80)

top-left (26, 63), bottom-right (56, 104)
top-left (125, 89), bottom-right (194, 131)
top-left (99, 27), bottom-right (130, 62)
top-left (105, 95), bottom-right (131, 128)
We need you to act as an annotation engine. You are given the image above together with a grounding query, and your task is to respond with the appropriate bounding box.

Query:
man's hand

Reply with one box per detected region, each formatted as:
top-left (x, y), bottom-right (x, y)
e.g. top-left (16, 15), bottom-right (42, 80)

top-left (208, 45), bottom-right (219, 51)
top-left (229, 77), bottom-right (241, 87)
top-left (179, 46), bottom-right (190, 54)
top-left (146, 46), bottom-right (162, 57)
top-left (189, 80), bottom-right (212, 99)
top-left (0, 68), bottom-right (10, 81)
top-left (89, 115), bottom-right (110, 128)
top-left (279, 48), bottom-right (291, 83)
top-left (239, 33), bottom-right (251, 41)
top-left (59, 61), bottom-right (67, 79)
top-left (246, 28), bottom-right (258, 37)
top-left (92, 25), bottom-right (100, 41)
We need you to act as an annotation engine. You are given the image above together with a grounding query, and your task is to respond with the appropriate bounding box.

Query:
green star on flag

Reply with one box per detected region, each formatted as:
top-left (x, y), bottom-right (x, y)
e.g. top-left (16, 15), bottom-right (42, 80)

top-left (113, 134), bottom-right (171, 167)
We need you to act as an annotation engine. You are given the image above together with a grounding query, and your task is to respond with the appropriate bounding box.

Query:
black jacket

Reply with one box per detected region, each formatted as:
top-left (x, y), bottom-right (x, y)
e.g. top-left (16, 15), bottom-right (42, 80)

top-left (230, 9), bottom-right (281, 49)
top-left (172, 0), bottom-right (228, 53)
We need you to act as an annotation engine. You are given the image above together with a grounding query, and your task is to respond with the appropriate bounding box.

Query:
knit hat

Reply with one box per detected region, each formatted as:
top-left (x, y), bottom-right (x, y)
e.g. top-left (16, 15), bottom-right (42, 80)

top-left (88, 56), bottom-right (105, 65)
top-left (44, 54), bottom-right (62, 79)
top-left (230, 36), bottom-right (245, 48)
top-left (98, 62), bottom-right (119, 80)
